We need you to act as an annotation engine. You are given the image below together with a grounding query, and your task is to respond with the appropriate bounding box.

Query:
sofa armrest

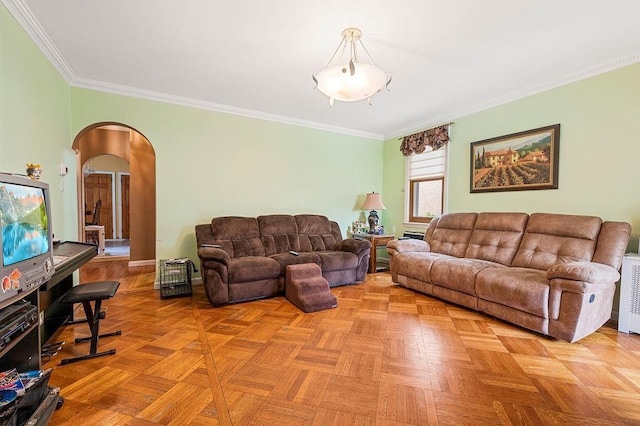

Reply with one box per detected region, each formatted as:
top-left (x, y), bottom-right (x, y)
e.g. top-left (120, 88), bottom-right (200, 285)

top-left (197, 246), bottom-right (231, 305)
top-left (335, 238), bottom-right (372, 256)
top-left (197, 246), bottom-right (231, 265)
top-left (386, 239), bottom-right (431, 254)
top-left (546, 261), bottom-right (620, 287)
top-left (547, 262), bottom-right (620, 325)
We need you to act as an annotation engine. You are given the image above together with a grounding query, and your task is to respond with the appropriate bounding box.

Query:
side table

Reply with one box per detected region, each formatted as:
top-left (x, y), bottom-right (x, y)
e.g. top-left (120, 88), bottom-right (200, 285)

top-left (352, 233), bottom-right (395, 273)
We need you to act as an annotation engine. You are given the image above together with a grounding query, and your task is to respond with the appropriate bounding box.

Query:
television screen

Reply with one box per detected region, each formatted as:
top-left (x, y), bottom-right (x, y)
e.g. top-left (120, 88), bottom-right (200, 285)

top-left (0, 183), bottom-right (50, 267)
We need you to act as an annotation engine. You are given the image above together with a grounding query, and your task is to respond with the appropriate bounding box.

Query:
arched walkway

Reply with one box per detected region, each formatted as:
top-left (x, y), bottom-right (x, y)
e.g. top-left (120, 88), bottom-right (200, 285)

top-left (72, 123), bottom-right (156, 264)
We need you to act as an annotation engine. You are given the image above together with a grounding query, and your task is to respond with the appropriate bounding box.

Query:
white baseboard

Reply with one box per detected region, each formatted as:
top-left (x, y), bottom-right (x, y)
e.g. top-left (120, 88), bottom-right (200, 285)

top-left (128, 259), bottom-right (156, 267)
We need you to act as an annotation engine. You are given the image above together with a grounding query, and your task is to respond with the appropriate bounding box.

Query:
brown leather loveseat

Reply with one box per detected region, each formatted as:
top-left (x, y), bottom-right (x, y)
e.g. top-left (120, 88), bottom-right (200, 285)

top-left (195, 214), bottom-right (371, 306)
top-left (387, 212), bottom-right (631, 342)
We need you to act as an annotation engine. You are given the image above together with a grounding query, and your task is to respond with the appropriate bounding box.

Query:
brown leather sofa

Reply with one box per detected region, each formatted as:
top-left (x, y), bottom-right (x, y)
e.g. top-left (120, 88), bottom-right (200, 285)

top-left (387, 212), bottom-right (631, 342)
top-left (195, 214), bottom-right (371, 306)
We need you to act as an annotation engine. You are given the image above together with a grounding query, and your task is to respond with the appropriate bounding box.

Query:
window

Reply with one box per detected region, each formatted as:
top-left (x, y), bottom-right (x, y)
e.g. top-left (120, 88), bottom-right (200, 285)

top-left (407, 147), bottom-right (446, 223)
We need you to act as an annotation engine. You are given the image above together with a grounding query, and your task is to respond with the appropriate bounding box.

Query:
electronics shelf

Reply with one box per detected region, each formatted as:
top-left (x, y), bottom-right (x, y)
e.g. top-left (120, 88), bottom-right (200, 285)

top-left (0, 241), bottom-right (96, 424)
top-left (0, 288), bottom-right (40, 373)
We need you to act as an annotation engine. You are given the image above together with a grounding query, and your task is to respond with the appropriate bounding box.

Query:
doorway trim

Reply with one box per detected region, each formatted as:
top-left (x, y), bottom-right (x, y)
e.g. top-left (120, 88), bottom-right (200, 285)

top-left (85, 169), bottom-right (116, 240)
top-left (72, 122), bottom-right (156, 265)
top-left (116, 171), bottom-right (130, 239)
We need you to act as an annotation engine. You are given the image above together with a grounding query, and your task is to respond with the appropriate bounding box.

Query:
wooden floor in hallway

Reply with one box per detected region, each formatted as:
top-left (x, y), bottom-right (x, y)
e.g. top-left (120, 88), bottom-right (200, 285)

top-left (45, 260), bottom-right (640, 425)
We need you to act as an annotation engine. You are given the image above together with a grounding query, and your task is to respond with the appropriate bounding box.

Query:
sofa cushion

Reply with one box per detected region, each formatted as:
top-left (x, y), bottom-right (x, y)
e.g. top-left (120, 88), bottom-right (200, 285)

top-left (315, 251), bottom-right (358, 272)
top-left (476, 267), bottom-right (550, 318)
top-left (258, 215), bottom-right (301, 255)
top-left (228, 279), bottom-right (279, 302)
top-left (295, 215), bottom-right (337, 251)
top-left (511, 213), bottom-right (601, 271)
top-left (394, 252), bottom-right (454, 283)
top-left (427, 213), bottom-right (477, 257)
top-left (431, 258), bottom-right (505, 296)
top-left (227, 257), bottom-right (280, 283)
top-left (464, 212), bottom-right (528, 266)
top-left (211, 217), bottom-right (265, 258)
top-left (269, 252), bottom-right (321, 275)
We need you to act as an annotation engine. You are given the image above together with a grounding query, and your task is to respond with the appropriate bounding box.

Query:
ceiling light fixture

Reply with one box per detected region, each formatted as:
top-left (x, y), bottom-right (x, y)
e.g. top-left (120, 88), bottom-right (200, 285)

top-left (313, 27), bottom-right (391, 106)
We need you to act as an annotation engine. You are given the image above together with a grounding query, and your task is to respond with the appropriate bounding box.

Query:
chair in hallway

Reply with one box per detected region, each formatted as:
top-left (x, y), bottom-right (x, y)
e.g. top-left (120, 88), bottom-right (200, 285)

top-left (84, 199), bottom-right (105, 255)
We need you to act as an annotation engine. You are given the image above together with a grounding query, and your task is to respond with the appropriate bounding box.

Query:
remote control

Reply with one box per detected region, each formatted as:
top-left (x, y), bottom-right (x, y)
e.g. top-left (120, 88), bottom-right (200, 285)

top-left (201, 244), bottom-right (222, 248)
top-left (289, 250), bottom-right (299, 256)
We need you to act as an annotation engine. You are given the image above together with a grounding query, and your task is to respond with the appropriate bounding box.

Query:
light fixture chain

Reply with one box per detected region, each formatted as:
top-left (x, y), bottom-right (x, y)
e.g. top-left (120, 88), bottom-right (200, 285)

top-left (358, 39), bottom-right (377, 67)
top-left (324, 39), bottom-right (346, 69)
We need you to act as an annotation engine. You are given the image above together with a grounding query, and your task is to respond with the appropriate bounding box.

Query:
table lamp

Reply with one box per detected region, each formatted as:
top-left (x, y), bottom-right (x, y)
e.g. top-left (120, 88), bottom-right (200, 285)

top-left (361, 192), bottom-right (386, 233)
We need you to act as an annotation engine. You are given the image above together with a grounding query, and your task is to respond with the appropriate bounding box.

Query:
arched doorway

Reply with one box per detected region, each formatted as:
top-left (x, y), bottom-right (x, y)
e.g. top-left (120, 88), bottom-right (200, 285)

top-left (72, 123), bottom-right (156, 265)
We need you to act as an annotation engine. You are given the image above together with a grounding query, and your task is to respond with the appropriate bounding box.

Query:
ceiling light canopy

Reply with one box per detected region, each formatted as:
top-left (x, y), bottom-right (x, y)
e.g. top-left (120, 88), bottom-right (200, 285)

top-left (313, 27), bottom-right (391, 106)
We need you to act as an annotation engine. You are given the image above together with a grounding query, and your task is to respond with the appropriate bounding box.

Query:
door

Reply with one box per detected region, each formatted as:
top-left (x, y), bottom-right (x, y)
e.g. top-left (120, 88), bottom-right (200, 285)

top-left (121, 174), bottom-right (130, 239)
top-left (84, 173), bottom-right (114, 238)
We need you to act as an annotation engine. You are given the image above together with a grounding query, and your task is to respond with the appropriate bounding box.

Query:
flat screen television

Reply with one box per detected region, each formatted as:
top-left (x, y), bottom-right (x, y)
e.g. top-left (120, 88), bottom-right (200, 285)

top-left (0, 174), bottom-right (54, 304)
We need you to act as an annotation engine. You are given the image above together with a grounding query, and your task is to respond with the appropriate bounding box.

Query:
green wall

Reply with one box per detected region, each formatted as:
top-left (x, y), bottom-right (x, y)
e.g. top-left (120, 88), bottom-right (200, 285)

top-left (0, 3), bottom-right (383, 268)
top-left (0, 5), bottom-right (75, 241)
top-left (70, 89), bottom-right (383, 263)
top-left (382, 132), bottom-right (406, 236)
top-left (5, 0), bottom-right (639, 271)
top-left (383, 62), bottom-right (640, 249)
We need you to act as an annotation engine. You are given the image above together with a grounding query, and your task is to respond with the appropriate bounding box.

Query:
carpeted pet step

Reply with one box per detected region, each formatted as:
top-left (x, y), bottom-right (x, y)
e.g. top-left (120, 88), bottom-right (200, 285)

top-left (285, 264), bottom-right (338, 313)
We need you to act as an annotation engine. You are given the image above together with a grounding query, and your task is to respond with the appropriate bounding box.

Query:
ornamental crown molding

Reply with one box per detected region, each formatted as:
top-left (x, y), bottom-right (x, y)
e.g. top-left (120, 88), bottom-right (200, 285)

top-left (5, 0), bottom-right (640, 141)
top-left (1, 0), bottom-right (384, 140)
top-left (386, 51), bottom-right (640, 140)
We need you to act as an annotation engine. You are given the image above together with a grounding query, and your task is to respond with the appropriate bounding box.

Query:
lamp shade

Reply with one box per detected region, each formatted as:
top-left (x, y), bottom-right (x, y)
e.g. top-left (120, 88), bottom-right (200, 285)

top-left (361, 192), bottom-right (386, 210)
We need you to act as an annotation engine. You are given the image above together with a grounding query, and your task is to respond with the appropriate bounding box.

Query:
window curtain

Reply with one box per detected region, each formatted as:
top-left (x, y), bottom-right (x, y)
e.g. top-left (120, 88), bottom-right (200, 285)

top-left (400, 125), bottom-right (450, 156)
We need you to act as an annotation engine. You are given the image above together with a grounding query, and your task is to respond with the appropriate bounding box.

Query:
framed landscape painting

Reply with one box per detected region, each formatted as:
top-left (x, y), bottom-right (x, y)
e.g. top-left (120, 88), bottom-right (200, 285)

top-left (470, 124), bottom-right (560, 193)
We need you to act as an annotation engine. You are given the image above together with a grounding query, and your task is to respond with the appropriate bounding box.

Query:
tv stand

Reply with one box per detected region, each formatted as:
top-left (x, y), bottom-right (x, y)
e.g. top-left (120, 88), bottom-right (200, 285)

top-left (0, 242), bottom-right (95, 424)
top-left (0, 242), bottom-right (97, 369)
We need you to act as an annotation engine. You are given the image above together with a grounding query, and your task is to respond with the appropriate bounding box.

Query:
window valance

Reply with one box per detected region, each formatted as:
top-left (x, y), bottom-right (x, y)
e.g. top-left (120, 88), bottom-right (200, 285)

top-left (400, 125), bottom-right (450, 156)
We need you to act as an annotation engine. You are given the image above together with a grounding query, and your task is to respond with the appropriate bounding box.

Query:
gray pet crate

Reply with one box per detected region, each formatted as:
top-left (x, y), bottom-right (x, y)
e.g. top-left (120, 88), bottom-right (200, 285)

top-left (159, 258), bottom-right (196, 299)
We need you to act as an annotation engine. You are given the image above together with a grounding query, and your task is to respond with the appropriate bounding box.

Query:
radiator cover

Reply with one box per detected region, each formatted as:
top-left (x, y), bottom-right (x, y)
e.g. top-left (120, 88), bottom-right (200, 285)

top-left (402, 231), bottom-right (425, 240)
top-left (618, 253), bottom-right (640, 334)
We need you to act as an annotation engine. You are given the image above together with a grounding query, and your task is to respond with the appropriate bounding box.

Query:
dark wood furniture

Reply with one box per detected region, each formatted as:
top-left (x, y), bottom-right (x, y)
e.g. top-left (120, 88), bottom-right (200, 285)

top-left (352, 233), bottom-right (395, 273)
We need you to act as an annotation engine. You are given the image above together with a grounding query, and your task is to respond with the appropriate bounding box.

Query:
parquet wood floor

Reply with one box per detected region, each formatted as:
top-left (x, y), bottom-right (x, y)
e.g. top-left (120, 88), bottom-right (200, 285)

top-left (44, 260), bottom-right (640, 425)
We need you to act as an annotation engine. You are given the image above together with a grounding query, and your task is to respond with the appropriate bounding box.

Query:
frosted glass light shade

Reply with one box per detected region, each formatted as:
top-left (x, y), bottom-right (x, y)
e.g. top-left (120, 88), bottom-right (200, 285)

top-left (315, 62), bottom-right (389, 102)
top-left (313, 27), bottom-right (390, 105)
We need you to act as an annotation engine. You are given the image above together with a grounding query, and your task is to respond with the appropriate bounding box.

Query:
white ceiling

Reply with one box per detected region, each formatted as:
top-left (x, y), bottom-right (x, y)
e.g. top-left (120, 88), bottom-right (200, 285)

top-left (5, 0), bottom-right (640, 140)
